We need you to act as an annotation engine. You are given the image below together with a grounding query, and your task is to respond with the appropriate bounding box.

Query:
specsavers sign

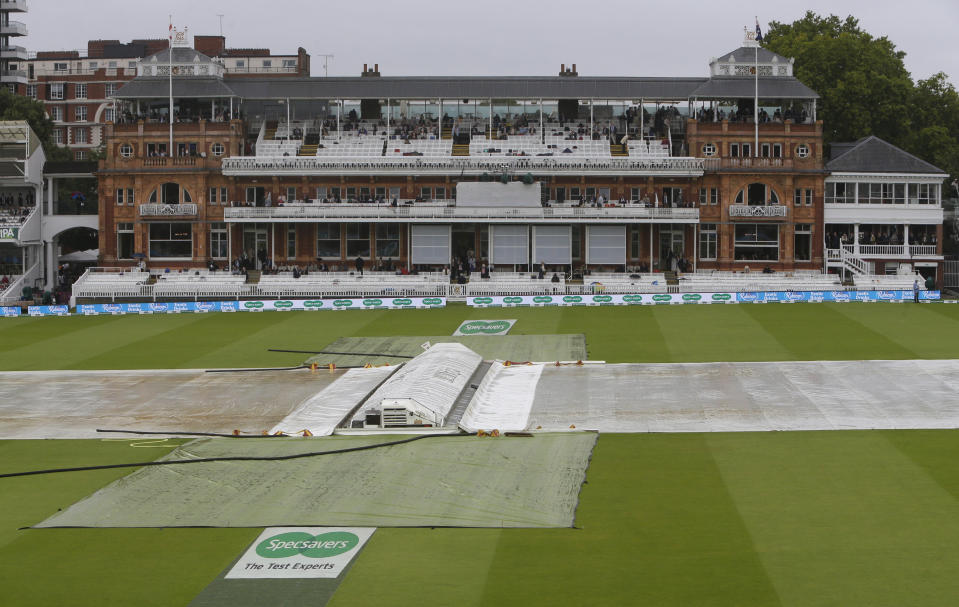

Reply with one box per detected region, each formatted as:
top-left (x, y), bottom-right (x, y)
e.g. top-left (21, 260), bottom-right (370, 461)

top-left (454, 319), bottom-right (516, 336)
top-left (226, 527), bottom-right (375, 579)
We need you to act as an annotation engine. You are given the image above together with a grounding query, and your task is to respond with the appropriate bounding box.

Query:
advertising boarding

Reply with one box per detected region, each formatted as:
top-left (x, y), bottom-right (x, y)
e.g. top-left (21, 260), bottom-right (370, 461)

top-left (468, 290), bottom-right (940, 307)
top-left (226, 527), bottom-right (375, 579)
top-left (76, 297), bottom-right (446, 315)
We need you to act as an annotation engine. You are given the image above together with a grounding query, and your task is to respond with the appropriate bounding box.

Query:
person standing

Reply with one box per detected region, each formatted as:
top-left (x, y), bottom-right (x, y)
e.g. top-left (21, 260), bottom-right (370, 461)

top-left (355, 255), bottom-right (364, 276)
top-left (913, 279), bottom-right (920, 303)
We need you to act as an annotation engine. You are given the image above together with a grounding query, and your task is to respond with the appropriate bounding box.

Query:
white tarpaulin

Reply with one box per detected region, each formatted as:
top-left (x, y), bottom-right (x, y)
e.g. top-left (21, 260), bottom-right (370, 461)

top-left (532, 225), bottom-right (571, 265)
top-left (491, 224), bottom-right (529, 265)
top-left (364, 342), bottom-right (483, 425)
top-left (459, 362), bottom-right (544, 433)
top-left (527, 360), bottom-right (959, 432)
top-left (269, 366), bottom-right (397, 436)
top-left (586, 225), bottom-right (626, 265)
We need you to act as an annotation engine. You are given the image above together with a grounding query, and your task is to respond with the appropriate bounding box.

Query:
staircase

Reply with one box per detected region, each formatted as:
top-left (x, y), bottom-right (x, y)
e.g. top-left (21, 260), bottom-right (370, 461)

top-left (610, 142), bottom-right (628, 157)
top-left (664, 271), bottom-right (680, 293)
top-left (246, 270), bottom-right (261, 284)
top-left (452, 143), bottom-right (470, 157)
top-left (298, 144), bottom-right (318, 156)
top-left (441, 126), bottom-right (453, 140)
top-left (264, 120), bottom-right (278, 140)
top-left (826, 248), bottom-right (874, 277)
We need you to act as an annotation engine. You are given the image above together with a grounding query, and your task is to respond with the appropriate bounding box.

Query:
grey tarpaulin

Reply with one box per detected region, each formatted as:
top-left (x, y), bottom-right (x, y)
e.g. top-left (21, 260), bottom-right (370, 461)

top-left (35, 433), bottom-right (597, 529)
top-left (0, 369), bottom-right (341, 439)
top-left (527, 360), bottom-right (959, 432)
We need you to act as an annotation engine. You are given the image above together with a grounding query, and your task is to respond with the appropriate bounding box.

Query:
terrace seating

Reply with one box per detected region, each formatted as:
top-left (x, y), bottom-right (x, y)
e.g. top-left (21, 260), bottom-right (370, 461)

top-left (853, 274), bottom-right (925, 290)
top-left (72, 270), bottom-right (151, 299)
top-left (678, 271), bottom-right (843, 293)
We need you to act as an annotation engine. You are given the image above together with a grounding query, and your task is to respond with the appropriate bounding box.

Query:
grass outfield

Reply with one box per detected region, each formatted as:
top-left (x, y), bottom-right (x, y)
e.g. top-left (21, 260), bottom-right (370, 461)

top-left (0, 302), bottom-right (958, 369)
top-left (3, 303), bottom-right (959, 606)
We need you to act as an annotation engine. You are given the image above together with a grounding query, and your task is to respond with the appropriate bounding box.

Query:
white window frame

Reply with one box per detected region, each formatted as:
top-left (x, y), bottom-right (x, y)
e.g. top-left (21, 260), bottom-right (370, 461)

top-left (75, 83), bottom-right (87, 99)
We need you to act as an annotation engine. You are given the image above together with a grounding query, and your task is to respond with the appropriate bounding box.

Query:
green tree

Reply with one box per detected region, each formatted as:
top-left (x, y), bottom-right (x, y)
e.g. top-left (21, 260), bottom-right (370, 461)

top-left (0, 87), bottom-right (68, 159)
top-left (763, 12), bottom-right (916, 148)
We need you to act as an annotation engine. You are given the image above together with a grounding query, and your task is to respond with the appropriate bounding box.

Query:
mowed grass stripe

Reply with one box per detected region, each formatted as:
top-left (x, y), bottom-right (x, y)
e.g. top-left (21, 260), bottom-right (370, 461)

top-left (709, 431), bottom-right (959, 607)
top-left (473, 434), bottom-right (782, 606)
top-left (559, 306), bottom-right (667, 362)
top-left (829, 303), bottom-right (959, 359)
top-left (0, 315), bottom-right (208, 370)
top-left (329, 529), bottom-right (503, 607)
top-left (655, 305), bottom-right (793, 363)
top-left (742, 303), bottom-right (917, 360)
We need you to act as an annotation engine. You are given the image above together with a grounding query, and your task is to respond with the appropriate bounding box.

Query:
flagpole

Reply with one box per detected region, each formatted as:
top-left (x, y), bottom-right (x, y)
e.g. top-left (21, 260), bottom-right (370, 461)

top-left (754, 17), bottom-right (759, 158)
top-left (169, 16), bottom-right (174, 156)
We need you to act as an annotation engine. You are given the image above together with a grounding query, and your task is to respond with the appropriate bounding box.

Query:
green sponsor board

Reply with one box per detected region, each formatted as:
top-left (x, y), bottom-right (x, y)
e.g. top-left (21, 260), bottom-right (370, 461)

top-left (563, 295), bottom-right (583, 303)
top-left (422, 297), bottom-right (443, 306)
top-left (652, 294), bottom-right (672, 302)
top-left (274, 300), bottom-right (294, 308)
top-left (453, 319), bottom-right (517, 336)
top-left (473, 297), bottom-right (494, 305)
top-left (591, 295), bottom-right (613, 303)
top-left (682, 294), bottom-right (701, 302)
top-left (0, 226), bottom-right (18, 240)
top-left (333, 299), bottom-right (353, 307)
top-left (303, 300), bottom-right (324, 308)
top-left (533, 296), bottom-right (554, 304)
top-left (503, 296), bottom-right (523, 305)
top-left (391, 298), bottom-right (413, 306)
top-left (244, 301), bottom-right (264, 309)
top-left (227, 527), bottom-right (375, 580)
top-left (711, 293), bottom-right (732, 301)
top-left (362, 299), bottom-right (383, 307)
top-left (623, 295), bottom-right (644, 303)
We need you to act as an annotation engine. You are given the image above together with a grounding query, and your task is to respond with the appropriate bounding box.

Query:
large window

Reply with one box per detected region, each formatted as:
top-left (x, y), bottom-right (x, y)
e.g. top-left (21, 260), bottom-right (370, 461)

top-left (699, 223), bottom-right (717, 260)
top-left (117, 223), bottom-right (134, 259)
top-left (50, 106), bottom-right (62, 121)
top-left (75, 105), bottom-right (87, 122)
top-left (910, 183), bottom-right (937, 204)
top-left (376, 224), bottom-right (400, 259)
top-left (209, 223), bottom-right (227, 259)
top-left (346, 223), bottom-right (370, 257)
top-left (75, 83), bottom-right (87, 99)
top-left (316, 224), bottom-right (340, 259)
top-left (825, 182), bottom-right (855, 204)
top-left (794, 224), bottom-right (812, 262)
top-left (105, 82), bottom-right (118, 97)
top-left (149, 183), bottom-right (192, 204)
top-left (49, 83), bottom-right (64, 100)
top-left (287, 226), bottom-right (296, 259)
top-left (734, 223), bottom-right (779, 261)
top-left (74, 127), bottom-right (88, 143)
top-left (149, 222), bottom-right (192, 258)
top-left (735, 183), bottom-right (779, 206)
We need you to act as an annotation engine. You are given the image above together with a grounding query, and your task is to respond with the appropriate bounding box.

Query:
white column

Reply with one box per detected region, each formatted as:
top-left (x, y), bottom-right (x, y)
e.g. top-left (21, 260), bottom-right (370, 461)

top-left (854, 224), bottom-right (860, 256)
top-left (227, 223), bottom-right (232, 266)
top-left (649, 224), bottom-right (654, 270)
top-left (46, 177), bottom-right (54, 215)
top-left (539, 98), bottom-right (543, 143)
top-left (489, 98), bottom-right (493, 140)
top-left (903, 224), bottom-right (910, 257)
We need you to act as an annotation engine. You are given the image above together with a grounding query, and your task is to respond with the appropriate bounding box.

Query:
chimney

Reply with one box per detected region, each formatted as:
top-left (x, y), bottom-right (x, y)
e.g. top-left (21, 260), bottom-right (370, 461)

top-left (559, 63), bottom-right (578, 77)
top-left (361, 63), bottom-right (380, 77)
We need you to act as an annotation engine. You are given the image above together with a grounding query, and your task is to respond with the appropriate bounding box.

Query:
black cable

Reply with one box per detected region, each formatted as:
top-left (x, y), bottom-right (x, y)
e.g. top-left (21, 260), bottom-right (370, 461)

top-left (205, 365), bottom-right (308, 373)
top-left (0, 434), bottom-right (453, 480)
top-left (269, 348), bottom-right (414, 359)
top-left (97, 429), bottom-right (286, 438)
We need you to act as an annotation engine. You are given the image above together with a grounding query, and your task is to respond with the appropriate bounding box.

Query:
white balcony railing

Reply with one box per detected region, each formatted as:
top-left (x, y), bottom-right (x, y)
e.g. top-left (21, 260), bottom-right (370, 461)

top-left (139, 203), bottom-right (198, 217)
top-left (224, 203), bottom-right (699, 223)
top-left (221, 155), bottom-right (708, 177)
top-left (840, 244), bottom-right (939, 258)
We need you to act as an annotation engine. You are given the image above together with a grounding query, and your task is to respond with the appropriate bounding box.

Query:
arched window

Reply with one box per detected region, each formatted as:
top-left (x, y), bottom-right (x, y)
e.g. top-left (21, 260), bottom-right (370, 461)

top-left (148, 182), bottom-right (193, 204)
top-left (735, 183), bottom-right (779, 206)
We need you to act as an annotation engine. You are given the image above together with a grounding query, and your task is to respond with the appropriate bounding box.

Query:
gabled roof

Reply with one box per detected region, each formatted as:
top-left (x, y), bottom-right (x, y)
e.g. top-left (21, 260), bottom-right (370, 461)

top-left (826, 136), bottom-right (946, 175)
top-left (690, 76), bottom-right (817, 99)
top-left (715, 46), bottom-right (792, 64)
top-left (143, 47), bottom-right (217, 65)
top-left (115, 77), bottom-right (236, 98)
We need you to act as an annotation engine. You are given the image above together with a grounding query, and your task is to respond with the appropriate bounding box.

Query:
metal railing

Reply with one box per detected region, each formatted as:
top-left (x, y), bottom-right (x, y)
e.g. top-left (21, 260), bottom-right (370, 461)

top-left (139, 203), bottom-right (198, 217)
top-left (224, 203), bottom-right (699, 222)
top-left (221, 155), bottom-right (708, 176)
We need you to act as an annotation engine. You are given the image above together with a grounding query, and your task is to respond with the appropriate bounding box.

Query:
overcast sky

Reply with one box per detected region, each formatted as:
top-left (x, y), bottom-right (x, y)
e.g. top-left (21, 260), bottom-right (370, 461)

top-left (25, 0), bottom-right (959, 84)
